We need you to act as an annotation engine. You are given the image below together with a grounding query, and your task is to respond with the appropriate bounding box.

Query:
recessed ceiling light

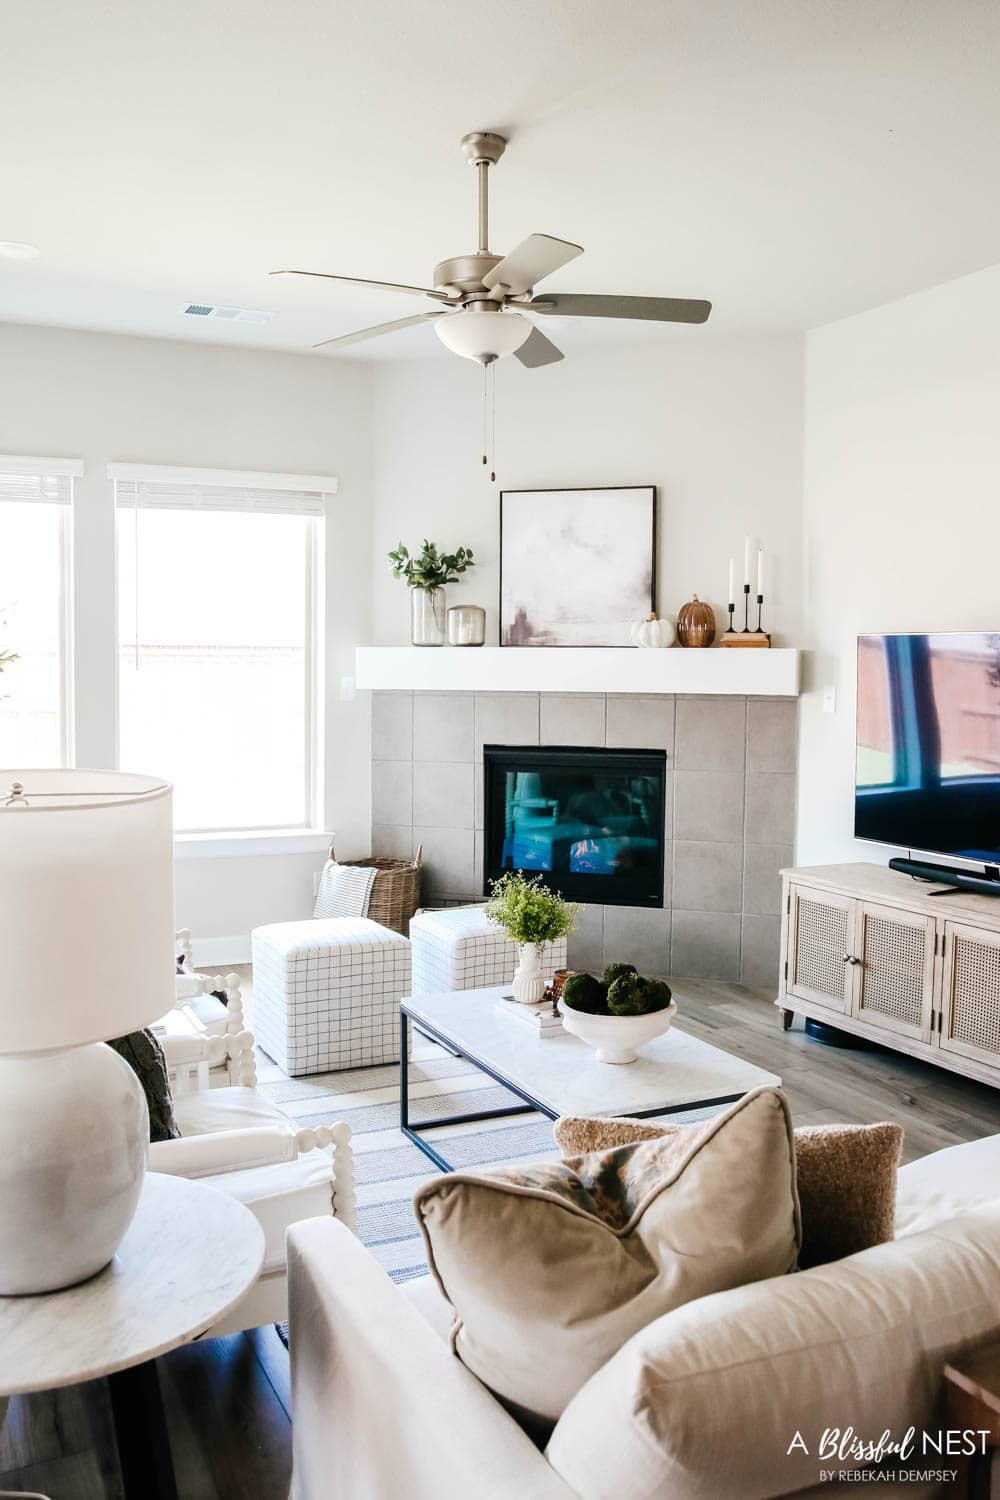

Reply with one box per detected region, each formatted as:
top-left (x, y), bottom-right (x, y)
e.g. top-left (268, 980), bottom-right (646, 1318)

top-left (0, 242), bottom-right (40, 260)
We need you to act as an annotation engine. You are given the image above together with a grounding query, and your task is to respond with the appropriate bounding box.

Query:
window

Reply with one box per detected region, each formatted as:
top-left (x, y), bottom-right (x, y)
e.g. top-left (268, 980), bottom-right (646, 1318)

top-left (115, 474), bottom-right (326, 833)
top-left (0, 460), bottom-right (76, 767)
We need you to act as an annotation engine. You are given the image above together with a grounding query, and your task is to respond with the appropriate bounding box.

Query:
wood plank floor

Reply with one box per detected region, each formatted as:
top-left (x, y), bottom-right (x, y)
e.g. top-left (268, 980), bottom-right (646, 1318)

top-left (3, 983), bottom-right (999, 1498)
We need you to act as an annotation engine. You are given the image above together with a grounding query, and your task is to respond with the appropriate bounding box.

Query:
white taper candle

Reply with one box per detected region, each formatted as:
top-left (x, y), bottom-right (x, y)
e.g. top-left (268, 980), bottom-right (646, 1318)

top-left (744, 535), bottom-right (752, 587)
top-left (756, 548), bottom-right (765, 597)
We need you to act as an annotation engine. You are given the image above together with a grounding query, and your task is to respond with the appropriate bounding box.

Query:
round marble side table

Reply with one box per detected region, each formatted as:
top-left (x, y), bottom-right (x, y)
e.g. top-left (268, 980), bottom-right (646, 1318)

top-left (0, 1171), bottom-right (265, 1500)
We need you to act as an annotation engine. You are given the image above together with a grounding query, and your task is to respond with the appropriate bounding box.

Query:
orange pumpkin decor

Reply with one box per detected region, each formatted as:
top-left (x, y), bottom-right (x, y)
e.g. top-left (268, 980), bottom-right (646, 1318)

top-left (676, 594), bottom-right (716, 648)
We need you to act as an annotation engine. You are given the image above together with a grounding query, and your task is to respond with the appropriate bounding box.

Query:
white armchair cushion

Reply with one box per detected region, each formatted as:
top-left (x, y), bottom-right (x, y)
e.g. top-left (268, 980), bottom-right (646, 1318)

top-left (199, 1153), bottom-right (335, 1275)
top-left (154, 1085), bottom-right (338, 1274)
top-left (172, 1084), bottom-right (290, 1136)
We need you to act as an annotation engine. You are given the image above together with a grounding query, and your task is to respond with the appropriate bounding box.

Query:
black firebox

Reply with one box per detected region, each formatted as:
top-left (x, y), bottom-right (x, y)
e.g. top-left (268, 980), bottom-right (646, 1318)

top-left (483, 745), bottom-right (667, 908)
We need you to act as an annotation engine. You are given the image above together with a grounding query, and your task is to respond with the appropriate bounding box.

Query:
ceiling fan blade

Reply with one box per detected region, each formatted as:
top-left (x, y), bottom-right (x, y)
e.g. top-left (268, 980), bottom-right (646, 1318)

top-left (527, 294), bottom-right (711, 324)
top-left (483, 234), bottom-right (583, 296)
top-left (313, 312), bottom-right (443, 351)
top-left (272, 269), bottom-right (452, 302)
top-left (515, 325), bottom-right (564, 368)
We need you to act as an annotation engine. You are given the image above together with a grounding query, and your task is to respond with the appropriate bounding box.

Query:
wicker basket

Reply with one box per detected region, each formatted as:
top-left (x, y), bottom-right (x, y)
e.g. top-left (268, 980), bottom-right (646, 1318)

top-left (330, 842), bottom-right (423, 936)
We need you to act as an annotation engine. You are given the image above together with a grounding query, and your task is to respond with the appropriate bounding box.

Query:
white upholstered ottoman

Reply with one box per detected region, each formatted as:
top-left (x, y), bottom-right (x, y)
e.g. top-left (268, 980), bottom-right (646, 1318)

top-left (409, 906), bottom-right (567, 995)
top-left (251, 917), bottom-right (411, 1076)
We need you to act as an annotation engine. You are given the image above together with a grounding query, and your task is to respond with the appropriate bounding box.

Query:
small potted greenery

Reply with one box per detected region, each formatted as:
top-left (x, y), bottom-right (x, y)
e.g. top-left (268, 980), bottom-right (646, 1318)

top-left (484, 871), bottom-right (579, 1004)
top-left (388, 538), bottom-right (475, 647)
top-left (559, 963), bottom-right (676, 1063)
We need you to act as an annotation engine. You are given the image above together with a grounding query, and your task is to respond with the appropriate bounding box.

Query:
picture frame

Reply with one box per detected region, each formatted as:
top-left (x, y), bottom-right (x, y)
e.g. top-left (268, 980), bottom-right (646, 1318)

top-left (499, 485), bottom-right (657, 647)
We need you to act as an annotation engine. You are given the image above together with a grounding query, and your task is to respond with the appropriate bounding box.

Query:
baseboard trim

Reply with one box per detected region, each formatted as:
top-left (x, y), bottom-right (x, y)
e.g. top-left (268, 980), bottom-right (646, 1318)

top-left (191, 934), bottom-right (252, 968)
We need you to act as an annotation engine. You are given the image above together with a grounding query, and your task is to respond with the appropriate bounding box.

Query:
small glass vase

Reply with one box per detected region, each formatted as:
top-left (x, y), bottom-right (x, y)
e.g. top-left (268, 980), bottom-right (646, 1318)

top-left (411, 587), bottom-right (446, 647)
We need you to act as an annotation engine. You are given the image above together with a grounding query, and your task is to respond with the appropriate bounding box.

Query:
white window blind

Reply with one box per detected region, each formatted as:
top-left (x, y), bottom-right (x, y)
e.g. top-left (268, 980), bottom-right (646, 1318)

top-left (114, 480), bottom-right (327, 516)
top-left (0, 473), bottom-right (73, 505)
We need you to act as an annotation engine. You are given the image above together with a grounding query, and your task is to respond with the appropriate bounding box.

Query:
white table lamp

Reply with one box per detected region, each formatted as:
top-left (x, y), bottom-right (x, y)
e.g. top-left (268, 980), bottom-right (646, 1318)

top-left (0, 770), bottom-right (174, 1293)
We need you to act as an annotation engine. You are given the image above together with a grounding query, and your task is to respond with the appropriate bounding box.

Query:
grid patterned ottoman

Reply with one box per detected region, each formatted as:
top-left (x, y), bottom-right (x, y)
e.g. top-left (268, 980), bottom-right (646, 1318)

top-left (409, 906), bottom-right (567, 995)
top-left (251, 917), bottom-right (411, 1077)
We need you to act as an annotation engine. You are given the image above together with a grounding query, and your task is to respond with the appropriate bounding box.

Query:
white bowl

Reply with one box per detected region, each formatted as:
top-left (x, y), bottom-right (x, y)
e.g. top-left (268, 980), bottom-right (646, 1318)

top-left (558, 998), bottom-right (678, 1064)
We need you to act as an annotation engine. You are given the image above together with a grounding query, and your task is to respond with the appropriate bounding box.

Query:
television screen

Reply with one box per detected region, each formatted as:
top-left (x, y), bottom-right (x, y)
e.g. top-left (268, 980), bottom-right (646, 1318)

top-left (855, 633), bottom-right (1000, 864)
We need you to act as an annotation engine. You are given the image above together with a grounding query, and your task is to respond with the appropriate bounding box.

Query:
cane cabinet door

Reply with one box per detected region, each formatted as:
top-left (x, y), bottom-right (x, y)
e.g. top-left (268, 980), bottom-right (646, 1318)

top-left (852, 900), bottom-right (936, 1043)
top-left (939, 921), bottom-right (1000, 1069)
top-left (786, 885), bottom-right (854, 1013)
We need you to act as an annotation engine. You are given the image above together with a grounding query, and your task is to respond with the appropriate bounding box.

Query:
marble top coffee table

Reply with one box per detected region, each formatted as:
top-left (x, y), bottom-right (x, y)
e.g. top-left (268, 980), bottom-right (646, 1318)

top-left (400, 986), bottom-right (781, 1172)
top-left (0, 1171), bottom-right (264, 1500)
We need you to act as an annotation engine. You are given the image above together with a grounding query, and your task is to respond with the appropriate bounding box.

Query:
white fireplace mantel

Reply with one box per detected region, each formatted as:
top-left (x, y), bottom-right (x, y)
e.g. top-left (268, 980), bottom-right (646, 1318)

top-left (355, 646), bottom-right (800, 696)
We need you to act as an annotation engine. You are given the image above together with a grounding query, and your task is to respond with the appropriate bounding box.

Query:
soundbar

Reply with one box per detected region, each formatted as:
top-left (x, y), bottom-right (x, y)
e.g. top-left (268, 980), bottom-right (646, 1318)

top-left (888, 855), bottom-right (1000, 898)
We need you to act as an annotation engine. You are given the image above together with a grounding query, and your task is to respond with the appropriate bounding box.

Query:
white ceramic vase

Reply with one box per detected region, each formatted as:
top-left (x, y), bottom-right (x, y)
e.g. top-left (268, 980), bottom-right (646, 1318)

top-left (511, 942), bottom-right (547, 1005)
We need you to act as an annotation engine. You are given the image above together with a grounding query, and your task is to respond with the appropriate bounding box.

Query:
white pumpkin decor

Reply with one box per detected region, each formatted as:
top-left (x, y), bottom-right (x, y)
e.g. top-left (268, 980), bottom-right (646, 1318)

top-left (630, 612), bottom-right (676, 649)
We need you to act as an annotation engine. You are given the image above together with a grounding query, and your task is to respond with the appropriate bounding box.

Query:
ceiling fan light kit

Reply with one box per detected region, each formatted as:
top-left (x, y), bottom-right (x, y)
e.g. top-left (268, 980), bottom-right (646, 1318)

top-left (435, 305), bottom-right (531, 363)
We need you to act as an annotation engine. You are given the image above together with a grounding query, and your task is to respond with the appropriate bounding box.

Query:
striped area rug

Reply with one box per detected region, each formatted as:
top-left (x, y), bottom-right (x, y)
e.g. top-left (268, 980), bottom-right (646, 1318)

top-left (260, 1033), bottom-right (718, 1284)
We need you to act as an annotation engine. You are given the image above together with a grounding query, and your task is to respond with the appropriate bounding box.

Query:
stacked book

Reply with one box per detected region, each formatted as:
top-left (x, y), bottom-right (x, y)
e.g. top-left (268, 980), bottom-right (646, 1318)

top-left (495, 995), bottom-right (564, 1037)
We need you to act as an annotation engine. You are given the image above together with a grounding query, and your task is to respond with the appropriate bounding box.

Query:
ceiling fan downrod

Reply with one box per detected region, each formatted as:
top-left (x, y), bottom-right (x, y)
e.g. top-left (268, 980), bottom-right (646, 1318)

top-left (460, 131), bottom-right (506, 259)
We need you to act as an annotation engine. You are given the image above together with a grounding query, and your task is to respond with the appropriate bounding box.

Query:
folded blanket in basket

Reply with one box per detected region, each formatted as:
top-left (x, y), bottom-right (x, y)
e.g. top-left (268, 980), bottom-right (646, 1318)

top-left (313, 859), bottom-right (377, 919)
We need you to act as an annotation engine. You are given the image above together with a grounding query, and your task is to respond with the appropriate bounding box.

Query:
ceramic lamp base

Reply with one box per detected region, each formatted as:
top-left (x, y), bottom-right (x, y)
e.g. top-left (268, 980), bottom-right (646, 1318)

top-left (0, 1043), bottom-right (148, 1294)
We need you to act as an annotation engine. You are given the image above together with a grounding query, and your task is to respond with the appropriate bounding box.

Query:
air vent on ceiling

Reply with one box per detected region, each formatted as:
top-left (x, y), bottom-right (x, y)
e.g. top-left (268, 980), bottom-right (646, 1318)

top-left (182, 304), bottom-right (273, 324)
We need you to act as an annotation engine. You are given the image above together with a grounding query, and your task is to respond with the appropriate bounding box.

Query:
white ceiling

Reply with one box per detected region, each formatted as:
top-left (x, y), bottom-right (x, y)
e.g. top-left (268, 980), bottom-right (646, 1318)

top-left (2, 0), bottom-right (999, 360)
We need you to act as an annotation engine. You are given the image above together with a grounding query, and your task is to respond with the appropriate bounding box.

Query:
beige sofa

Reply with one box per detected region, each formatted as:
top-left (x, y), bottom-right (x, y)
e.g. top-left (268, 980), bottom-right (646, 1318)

top-left (286, 1134), bottom-right (1000, 1500)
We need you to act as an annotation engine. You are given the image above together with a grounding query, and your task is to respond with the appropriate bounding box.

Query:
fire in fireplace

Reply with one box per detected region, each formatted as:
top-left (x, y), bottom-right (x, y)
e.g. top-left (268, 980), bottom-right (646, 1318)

top-left (483, 745), bottom-right (667, 907)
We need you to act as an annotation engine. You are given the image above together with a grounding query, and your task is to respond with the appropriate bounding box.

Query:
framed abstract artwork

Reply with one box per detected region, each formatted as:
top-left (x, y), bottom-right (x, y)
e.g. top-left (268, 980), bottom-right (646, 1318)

top-left (499, 486), bottom-right (656, 647)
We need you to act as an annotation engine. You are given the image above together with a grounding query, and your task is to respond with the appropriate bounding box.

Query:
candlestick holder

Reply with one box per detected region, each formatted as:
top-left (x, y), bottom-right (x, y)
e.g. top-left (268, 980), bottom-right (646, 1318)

top-left (726, 601), bottom-right (735, 635)
top-left (722, 591), bottom-right (771, 648)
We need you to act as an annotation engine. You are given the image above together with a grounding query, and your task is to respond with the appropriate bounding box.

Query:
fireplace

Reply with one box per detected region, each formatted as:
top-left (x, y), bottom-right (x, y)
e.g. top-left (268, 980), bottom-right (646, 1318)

top-left (483, 745), bottom-right (667, 908)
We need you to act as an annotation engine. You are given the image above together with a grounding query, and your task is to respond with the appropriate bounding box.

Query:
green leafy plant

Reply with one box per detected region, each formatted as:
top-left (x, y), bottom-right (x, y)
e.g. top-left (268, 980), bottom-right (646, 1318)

top-left (484, 871), bottom-right (579, 946)
top-left (562, 962), bottom-right (673, 1018)
top-left (388, 538), bottom-right (475, 592)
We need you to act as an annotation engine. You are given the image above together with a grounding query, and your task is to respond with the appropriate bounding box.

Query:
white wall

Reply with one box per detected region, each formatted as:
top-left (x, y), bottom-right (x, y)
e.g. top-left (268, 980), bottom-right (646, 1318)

top-left (798, 264), bottom-right (1000, 864)
top-left (368, 337), bottom-right (805, 648)
top-left (0, 322), bottom-right (373, 950)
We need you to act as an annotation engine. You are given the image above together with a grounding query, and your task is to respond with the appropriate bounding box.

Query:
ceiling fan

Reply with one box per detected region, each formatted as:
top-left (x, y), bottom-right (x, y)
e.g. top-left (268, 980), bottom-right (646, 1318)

top-left (271, 131), bottom-right (711, 367)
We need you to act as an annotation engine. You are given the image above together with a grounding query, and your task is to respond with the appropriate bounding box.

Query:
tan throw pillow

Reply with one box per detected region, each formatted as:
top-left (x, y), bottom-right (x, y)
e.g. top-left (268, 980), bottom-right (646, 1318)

top-left (413, 1087), bottom-right (800, 1424)
top-left (554, 1114), bottom-right (903, 1270)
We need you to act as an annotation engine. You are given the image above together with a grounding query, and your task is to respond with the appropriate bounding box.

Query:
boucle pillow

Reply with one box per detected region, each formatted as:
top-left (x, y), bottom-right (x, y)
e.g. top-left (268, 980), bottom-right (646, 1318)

top-left (414, 1087), bottom-right (800, 1424)
top-left (554, 1114), bottom-right (903, 1269)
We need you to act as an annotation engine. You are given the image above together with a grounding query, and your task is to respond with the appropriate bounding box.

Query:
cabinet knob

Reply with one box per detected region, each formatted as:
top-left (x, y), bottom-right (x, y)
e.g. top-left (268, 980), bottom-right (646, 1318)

top-left (842, 954), bottom-right (852, 963)
top-left (847, 955), bottom-right (860, 966)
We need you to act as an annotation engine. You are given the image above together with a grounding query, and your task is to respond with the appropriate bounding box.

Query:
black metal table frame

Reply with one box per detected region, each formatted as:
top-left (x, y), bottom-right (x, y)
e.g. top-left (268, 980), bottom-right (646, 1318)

top-left (399, 1005), bottom-right (745, 1174)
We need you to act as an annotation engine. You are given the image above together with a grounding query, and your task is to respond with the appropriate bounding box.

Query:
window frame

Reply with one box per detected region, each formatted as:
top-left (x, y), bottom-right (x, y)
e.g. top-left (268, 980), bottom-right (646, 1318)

top-left (0, 455), bottom-right (81, 769)
top-left (110, 463), bottom-right (334, 838)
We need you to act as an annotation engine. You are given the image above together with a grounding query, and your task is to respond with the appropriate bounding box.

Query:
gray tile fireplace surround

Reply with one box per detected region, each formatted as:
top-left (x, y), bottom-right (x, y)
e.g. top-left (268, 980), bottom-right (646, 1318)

top-left (371, 691), bottom-right (798, 988)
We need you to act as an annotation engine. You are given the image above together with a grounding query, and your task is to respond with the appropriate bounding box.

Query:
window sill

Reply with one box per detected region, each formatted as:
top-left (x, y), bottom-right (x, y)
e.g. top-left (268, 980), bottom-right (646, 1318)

top-left (173, 830), bottom-right (332, 860)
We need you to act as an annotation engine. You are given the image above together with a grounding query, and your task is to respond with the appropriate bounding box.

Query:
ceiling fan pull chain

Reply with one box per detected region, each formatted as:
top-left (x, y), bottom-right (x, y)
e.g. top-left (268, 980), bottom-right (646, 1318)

top-left (482, 360), bottom-right (489, 470)
top-left (490, 360), bottom-right (497, 483)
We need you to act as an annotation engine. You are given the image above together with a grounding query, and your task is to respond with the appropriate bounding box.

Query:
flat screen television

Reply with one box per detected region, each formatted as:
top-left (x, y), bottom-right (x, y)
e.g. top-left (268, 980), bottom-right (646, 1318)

top-left (855, 632), bottom-right (1000, 866)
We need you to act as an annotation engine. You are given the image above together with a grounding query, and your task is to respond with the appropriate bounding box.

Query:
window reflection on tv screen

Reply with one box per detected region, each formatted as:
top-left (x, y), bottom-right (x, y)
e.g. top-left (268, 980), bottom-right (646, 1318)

top-left (855, 633), bottom-right (1000, 862)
